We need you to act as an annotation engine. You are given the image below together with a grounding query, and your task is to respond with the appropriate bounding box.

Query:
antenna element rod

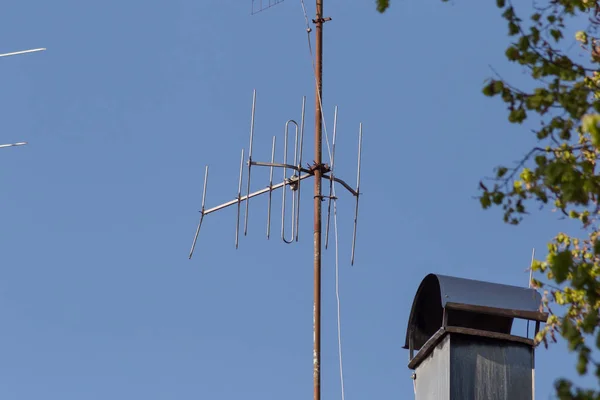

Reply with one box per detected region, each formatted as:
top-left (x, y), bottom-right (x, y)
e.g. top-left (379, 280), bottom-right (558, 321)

top-left (267, 136), bottom-right (276, 239)
top-left (244, 90), bottom-right (257, 236)
top-left (351, 123), bottom-right (363, 265)
top-left (189, 166), bottom-right (209, 259)
top-left (325, 106), bottom-right (338, 249)
top-left (296, 97), bottom-right (307, 242)
top-left (236, 149), bottom-right (245, 249)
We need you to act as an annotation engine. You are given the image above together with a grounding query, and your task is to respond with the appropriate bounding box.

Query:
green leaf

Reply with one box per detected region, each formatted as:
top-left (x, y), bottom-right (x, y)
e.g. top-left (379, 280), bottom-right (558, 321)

top-left (508, 108), bottom-right (527, 123)
top-left (582, 114), bottom-right (600, 147)
top-left (376, 0), bottom-right (389, 12)
top-left (496, 0), bottom-right (505, 7)
top-left (550, 29), bottom-right (563, 42)
top-left (482, 82), bottom-right (497, 96)
top-left (593, 240), bottom-right (600, 255)
top-left (550, 250), bottom-right (573, 283)
top-left (505, 46), bottom-right (520, 61)
top-left (480, 194), bottom-right (492, 209)
top-left (493, 80), bottom-right (504, 93)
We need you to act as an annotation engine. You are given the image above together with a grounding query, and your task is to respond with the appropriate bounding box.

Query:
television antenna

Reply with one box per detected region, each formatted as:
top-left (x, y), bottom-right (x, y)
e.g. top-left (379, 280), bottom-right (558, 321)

top-left (188, 2), bottom-right (363, 400)
top-left (251, 0), bottom-right (285, 14)
top-left (1, 47), bottom-right (46, 150)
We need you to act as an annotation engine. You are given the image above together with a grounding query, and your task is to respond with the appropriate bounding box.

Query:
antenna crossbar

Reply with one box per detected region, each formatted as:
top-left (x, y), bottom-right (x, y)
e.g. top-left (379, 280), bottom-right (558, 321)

top-left (207, 172), bottom-right (312, 217)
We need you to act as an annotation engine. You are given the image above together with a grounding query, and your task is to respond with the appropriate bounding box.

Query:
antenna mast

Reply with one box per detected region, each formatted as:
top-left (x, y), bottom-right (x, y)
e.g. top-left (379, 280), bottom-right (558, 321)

top-left (312, 1), bottom-right (324, 399)
top-left (188, 3), bottom-right (362, 400)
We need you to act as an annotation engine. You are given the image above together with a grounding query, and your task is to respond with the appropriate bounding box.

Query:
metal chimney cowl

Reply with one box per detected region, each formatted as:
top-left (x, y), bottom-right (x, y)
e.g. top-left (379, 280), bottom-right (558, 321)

top-left (404, 274), bottom-right (548, 400)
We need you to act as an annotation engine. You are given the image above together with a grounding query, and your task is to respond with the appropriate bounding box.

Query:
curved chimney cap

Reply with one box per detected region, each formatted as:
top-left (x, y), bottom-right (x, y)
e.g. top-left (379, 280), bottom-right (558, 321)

top-left (403, 273), bottom-right (546, 351)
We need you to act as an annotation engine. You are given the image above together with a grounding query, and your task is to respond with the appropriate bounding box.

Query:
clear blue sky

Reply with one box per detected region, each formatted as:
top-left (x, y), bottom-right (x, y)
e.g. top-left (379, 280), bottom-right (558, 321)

top-left (0, 0), bottom-right (594, 398)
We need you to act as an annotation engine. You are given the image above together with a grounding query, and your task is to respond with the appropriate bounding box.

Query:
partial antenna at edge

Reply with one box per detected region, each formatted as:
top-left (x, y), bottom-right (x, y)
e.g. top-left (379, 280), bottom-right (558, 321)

top-left (251, 0), bottom-right (284, 15)
top-left (0, 142), bottom-right (27, 149)
top-left (0, 48), bottom-right (46, 58)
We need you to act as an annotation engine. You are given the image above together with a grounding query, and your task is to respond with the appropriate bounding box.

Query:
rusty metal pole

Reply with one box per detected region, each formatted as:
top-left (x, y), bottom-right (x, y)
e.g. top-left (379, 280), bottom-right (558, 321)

top-left (313, 0), bottom-right (324, 399)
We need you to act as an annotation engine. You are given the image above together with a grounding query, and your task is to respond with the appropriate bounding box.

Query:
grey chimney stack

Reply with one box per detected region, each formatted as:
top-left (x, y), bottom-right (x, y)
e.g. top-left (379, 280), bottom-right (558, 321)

top-left (404, 274), bottom-right (547, 400)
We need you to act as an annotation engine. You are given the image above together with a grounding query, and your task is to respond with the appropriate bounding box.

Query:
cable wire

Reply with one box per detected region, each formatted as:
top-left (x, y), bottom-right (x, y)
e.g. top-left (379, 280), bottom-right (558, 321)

top-left (300, 0), bottom-right (333, 165)
top-left (332, 183), bottom-right (346, 400)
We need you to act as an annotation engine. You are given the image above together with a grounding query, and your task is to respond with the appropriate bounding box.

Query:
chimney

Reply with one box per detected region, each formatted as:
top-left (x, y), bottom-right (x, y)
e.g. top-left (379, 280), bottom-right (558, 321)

top-left (404, 274), bottom-right (547, 400)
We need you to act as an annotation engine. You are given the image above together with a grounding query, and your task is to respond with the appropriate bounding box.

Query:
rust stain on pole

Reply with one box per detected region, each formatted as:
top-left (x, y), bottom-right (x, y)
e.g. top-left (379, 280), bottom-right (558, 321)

top-left (313, 0), bottom-right (324, 399)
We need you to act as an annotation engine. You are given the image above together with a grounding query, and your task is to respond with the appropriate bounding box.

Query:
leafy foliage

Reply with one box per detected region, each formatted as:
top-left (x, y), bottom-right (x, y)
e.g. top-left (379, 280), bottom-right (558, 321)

top-left (480, 3), bottom-right (600, 396)
top-left (376, 0), bottom-right (600, 397)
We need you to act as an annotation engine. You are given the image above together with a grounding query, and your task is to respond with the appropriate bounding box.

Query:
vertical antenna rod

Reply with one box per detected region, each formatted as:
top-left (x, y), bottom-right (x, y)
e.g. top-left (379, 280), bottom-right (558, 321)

top-left (313, 0), bottom-right (324, 399)
top-left (527, 248), bottom-right (536, 337)
top-left (189, 166), bottom-right (209, 259)
top-left (244, 90), bottom-right (257, 236)
top-left (236, 149), bottom-right (245, 249)
top-left (267, 136), bottom-right (276, 239)
top-left (351, 123), bottom-right (363, 265)
top-left (325, 106), bottom-right (338, 249)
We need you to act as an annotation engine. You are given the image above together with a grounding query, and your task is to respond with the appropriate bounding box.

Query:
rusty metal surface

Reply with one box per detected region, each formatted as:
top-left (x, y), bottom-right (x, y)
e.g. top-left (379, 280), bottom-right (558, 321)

top-left (313, 1), bottom-right (324, 399)
top-left (404, 274), bottom-right (544, 350)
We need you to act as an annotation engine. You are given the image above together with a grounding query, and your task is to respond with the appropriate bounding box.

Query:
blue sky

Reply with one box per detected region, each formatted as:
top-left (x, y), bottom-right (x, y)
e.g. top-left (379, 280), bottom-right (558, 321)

top-left (0, 0), bottom-right (595, 398)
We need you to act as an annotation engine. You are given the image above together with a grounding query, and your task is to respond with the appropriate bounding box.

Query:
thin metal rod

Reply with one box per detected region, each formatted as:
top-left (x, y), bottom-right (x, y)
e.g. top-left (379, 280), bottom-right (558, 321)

top-left (236, 149), bottom-right (245, 249)
top-left (527, 248), bottom-right (536, 338)
top-left (249, 161), bottom-right (357, 196)
top-left (244, 90), bottom-right (257, 236)
top-left (322, 174), bottom-right (357, 196)
top-left (291, 119), bottom-right (300, 241)
top-left (189, 214), bottom-right (204, 259)
top-left (0, 48), bottom-right (46, 58)
top-left (202, 173), bottom-right (313, 216)
top-left (0, 142), bottom-right (27, 149)
top-left (282, 120), bottom-right (299, 244)
top-left (528, 248), bottom-right (535, 288)
top-left (325, 106), bottom-right (338, 249)
top-left (313, 0), bottom-right (324, 398)
top-left (189, 166), bottom-right (209, 259)
top-left (267, 136), bottom-right (276, 239)
top-left (296, 96), bottom-right (307, 242)
top-left (251, 161), bottom-right (309, 173)
top-left (201, 166), bottom-right (209, 210)
top-left (351, 123), bottom-right (363, 265)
